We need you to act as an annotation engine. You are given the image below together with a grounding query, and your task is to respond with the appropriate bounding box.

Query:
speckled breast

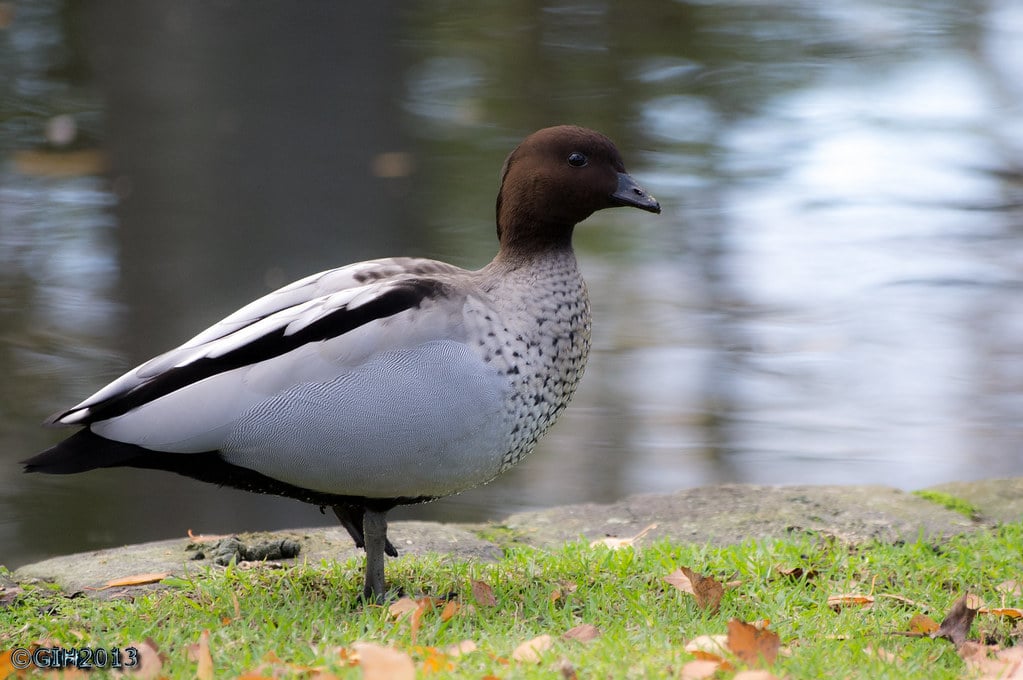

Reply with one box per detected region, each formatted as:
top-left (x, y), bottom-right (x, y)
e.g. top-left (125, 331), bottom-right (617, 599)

top-left (467, 252), bottom-right (592, 475)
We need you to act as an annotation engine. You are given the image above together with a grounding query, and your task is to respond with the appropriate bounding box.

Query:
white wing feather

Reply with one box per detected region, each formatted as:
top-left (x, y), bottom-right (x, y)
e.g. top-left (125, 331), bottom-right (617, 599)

top-left (54, 257), bottom-right (465, 425)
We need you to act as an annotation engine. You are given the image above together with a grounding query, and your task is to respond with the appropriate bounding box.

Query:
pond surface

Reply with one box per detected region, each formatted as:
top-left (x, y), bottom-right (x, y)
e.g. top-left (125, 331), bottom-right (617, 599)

top-left (2, 0), bottom-right (1021, 569)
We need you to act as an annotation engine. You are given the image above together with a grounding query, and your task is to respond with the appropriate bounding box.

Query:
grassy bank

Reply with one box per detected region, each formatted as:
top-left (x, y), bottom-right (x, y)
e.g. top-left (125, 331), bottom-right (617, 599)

top-left (3, 522), bottom-right (1021, 678)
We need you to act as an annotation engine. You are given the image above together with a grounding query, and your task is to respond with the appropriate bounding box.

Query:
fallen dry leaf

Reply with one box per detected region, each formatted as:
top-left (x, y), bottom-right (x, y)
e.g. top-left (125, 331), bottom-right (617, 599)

top-left (389, 597), bottom-right (420, 619)
top-left (187, 629), bottom-right (214, 680)
top-left (445, 640), bottom-right (477, 657)
top-left (409, 598), bottom-right (438, 643)
top-left (590, 522), bottom-right (657, 549)
top-left (0, 651), bottom-right (16, 679)
top-left (92, 572), bottom-right (169, 590)
top-left (776, 565), bottom-right (819, 581)
top-left (981, 607), bottom-right (1023, 620)
top-left (680, 659), bottom-right (721, 679)
top-left (440, 599), bottom-right (460, 622)
top-left (563, 623), bottom-right (601, 643)
top-left (666, 566), bottom-right (724, 613)
top-left (512, 634), bottom-right (553, 663)
top-left (684, 634), bottom-right (730, 659)
top-left (471, 579), bottom-right (498, 607)
top-left (727, 619), bottom-right (780, 668)
top-left (352, 642), bottom-right (415, 680)
top-left (827, 593), bottom-right (874, 611)
top-left (959, 641), bottom-right (1023, 679)
top-left (908, 613), bottom-right (940, 635)
top-left (933, 593), bottom-right (982, 647)
top-left (415, 646), bottom-right (454, 674)
top-left (118, 639), bottom-right (163, 680)
top-left (0, 586), bottom-right (24, 608)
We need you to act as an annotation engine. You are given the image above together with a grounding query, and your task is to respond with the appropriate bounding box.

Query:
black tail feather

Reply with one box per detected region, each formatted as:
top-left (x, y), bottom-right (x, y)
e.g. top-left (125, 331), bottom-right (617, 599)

top-left (23, 429), bottom-right (429, 518)
top-left (21, 428), bottom-right (146, 474)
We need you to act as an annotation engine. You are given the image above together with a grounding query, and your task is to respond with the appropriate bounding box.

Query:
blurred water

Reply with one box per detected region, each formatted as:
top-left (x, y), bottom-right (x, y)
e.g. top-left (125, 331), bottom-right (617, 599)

top-left (1, 0), bottom-right (1021, 569)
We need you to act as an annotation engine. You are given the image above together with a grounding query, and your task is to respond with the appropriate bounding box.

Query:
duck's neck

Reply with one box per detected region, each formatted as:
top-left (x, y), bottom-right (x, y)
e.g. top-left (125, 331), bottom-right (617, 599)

top-left (483, 241), bottom-right (577, 281)
top-left (490, 217), bottom-right (577, 272)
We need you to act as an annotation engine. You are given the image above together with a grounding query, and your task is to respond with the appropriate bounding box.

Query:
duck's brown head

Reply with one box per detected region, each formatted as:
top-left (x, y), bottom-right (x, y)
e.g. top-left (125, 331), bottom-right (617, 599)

top-left (496, 125), bottom-right (660, 255)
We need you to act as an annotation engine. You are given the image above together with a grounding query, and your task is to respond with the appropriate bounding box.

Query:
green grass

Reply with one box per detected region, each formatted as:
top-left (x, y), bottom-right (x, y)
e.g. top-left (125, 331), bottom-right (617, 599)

top-left (3, 523), bottom-right (1022, 678)
top-left (912, 490), bottom-right (983, 521)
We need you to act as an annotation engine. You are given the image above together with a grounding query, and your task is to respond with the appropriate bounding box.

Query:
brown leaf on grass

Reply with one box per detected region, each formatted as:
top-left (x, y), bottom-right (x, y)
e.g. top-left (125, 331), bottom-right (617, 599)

top-left (118, 639), bottom-right (163, 680)
top-left (959, 641), bottom-right (1023, 679)
top-left (445, 640), bottom-right (477, 657)
top-left (389, 596), bottom-right (420, 619)
top-left (409, 598), bottom-right (436, 643)
top-left (186, 629), bottom-right (214, 680)
top-left (440, 599), bottom-right (460, 622)
top-left (680, 659), bottom-right (722, 679)
top-left (908, 613), bottom-right (940, 635)
top-left (827, 593), bottom-right (874, 611)
top-left (0, 651), bottom-right (17, 679)
top-left (0, 586), bottom-right (24, 608)
top-left (933, 593), bottom-right (983, 647)
top-left (666, 567), bottom-right (724, 613)
top-left (684, 634), bottom-right (730, 665)
top-left (471, 579), bottom-right (497, 606)
top-left (981, 607), bottom-right (1023, 619)
top-left (387, 596), bottom-right (449, 641)
top-left (683, 633), bottom-right (732, 670)
top-left (91, 572), bottom-right (169, 590)
top-left (415, 646), bottom-right (454, 674)
top-left (776, 565), bottom-right (819, 581)
top-left (563, 623), bottom-right (601, 643)
top-left (512, 634), bottom-right (553, 663)
top-left (352, 642), bottom-right (415, 680)
top-left (732, 671), bottom-right (783, 680)
top-left (727, 619), bottom-right (780, 667)
top-left (590, 522), bottom-right (657, 549)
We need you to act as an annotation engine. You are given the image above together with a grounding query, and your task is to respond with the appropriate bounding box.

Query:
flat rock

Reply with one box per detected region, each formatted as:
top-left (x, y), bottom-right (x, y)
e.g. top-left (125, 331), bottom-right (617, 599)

top-left (12, 479), bottom-right (1022, 597)
top-left (924, 478), bottom-right (1023, 525)
top-left (501, 484), bottom-right (982, 548)
top-left (13, 522), bottom-right (500, 599)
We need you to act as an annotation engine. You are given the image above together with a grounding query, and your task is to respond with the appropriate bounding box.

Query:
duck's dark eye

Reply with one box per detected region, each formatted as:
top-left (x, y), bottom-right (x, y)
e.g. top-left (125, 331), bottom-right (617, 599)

top-left (567, 152), bottom-right (588, 167)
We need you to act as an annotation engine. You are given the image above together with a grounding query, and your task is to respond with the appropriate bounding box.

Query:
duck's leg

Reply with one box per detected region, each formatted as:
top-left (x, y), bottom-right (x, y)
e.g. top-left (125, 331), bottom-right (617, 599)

top-left (362, 508), bottom-right (390, 602)
top-left (331, 504), bottom-right (398, 556)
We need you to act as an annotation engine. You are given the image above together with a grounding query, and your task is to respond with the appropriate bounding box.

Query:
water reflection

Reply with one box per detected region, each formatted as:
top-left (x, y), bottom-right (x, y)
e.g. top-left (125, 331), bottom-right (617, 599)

top-left (1, 0), bottom-right (1021, 569)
